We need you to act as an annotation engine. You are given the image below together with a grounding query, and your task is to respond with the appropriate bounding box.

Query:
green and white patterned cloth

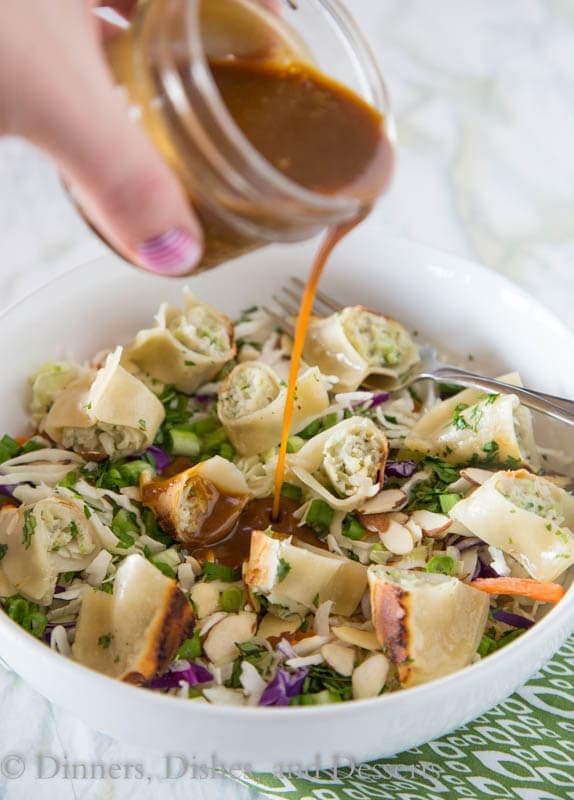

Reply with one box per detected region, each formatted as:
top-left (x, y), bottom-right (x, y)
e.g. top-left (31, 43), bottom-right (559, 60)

top-left (236, 634), bottom-right (574, 800)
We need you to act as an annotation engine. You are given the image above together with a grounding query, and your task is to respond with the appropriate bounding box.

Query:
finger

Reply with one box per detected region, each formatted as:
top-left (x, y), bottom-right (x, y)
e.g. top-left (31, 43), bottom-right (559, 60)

top-left (2, 1), bottom-right (202, 275)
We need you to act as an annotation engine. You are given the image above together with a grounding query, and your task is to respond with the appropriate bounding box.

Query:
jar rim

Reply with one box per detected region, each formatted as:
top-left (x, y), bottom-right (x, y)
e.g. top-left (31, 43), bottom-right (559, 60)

top-left (180, 0), bottom-right (394, 218)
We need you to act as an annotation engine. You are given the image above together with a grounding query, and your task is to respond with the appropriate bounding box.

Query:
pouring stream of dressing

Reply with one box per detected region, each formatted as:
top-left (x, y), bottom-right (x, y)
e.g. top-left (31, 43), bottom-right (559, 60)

top-left (271, 216), bottom-right (364, 520)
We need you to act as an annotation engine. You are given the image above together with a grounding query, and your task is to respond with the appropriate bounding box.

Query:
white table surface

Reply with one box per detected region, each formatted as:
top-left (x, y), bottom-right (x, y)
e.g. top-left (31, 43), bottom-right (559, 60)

top-left (0, 1), bottom-right (573, 798)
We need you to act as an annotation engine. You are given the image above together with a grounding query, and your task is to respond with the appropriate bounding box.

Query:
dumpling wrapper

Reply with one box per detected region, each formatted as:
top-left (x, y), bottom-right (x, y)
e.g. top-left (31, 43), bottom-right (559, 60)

top-left (287, 416), bottom-right (388, 511)
top-left (0, 497), bottom-right (101, 604)
top-left (72, 554), bottom-right (194, 683)
top-left (43, 347), bottom-right (165, 460)
top-left (245, 530), bottom-right (367, 616)
top-left (217, 362), bottom-right (330, 456)
top-left (404, 373), bottom-right (540, 469)
top-left (303, 306), bottom-right (419, 392)
top-left (450, 469), bottom-right (574, 582)
top-left (124, 288), bottom-right (235, 393)
top-left (368, 565), bottom-right (489, 688)
top-left (141, 456), bottom-right (250, 548)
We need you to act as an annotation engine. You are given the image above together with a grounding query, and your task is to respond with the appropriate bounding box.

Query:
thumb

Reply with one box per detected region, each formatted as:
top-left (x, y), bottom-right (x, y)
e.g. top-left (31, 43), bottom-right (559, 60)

top-left (4, 3), bottom-right (203, 276)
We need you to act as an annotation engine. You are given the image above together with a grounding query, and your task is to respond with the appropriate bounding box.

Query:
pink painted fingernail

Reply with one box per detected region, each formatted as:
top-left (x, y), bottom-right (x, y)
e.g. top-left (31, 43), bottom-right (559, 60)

top-left (137, 228), bottom-right (201, 276)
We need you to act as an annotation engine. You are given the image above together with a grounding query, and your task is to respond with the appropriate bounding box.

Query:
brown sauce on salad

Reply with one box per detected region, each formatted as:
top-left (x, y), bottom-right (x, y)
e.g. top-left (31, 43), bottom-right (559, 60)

top-left (193, 496), bottom-right (327, 568)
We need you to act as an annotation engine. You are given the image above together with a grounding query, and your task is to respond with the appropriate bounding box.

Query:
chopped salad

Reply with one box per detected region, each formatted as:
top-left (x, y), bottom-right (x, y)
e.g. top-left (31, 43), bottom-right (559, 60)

top-left (0, 290), bottom-right (572, 707)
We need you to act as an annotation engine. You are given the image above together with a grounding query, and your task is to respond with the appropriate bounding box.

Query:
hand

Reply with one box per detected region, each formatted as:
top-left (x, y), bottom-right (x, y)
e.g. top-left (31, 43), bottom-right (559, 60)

top-left (0, 1), bottom-right (203, 275)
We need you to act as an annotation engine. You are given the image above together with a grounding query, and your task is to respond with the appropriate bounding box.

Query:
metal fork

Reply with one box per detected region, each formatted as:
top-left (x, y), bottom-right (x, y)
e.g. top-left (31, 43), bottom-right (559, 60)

top-left (264, 277), bottom-right (574, 427)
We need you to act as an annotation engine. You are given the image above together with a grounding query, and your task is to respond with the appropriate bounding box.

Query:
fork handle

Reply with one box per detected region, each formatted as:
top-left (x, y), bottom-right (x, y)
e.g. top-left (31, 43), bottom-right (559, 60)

top-left (428, 367), bottom-right (574, 426)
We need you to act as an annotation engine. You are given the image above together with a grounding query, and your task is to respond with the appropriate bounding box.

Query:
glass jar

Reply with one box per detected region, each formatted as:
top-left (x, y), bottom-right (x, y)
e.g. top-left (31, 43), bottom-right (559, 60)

top-left (105, 0), bottom-right (394, 270)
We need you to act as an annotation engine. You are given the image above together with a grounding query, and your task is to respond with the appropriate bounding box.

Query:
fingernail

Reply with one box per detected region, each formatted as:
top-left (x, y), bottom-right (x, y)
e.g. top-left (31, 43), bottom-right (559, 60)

top-left (137, 228), bottom-right (201, 276)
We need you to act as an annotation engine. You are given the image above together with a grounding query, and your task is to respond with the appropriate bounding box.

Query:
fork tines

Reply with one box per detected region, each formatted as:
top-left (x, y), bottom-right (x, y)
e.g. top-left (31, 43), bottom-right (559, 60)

top-left (263, 276), bottom-right (343, 337)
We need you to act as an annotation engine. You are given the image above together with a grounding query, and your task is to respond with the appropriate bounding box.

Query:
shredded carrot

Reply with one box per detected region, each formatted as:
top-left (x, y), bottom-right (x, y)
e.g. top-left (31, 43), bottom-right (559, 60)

top-left (470, 577), bottom-right (565, 604)
top-left (15, 436), bottom-right (29, 446)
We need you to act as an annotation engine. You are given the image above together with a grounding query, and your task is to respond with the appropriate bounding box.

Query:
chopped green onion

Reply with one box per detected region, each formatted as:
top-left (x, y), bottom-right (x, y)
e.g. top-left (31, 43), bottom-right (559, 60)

top-left (426, 555), bottom-right (457, 576)
top-left (148, 547), bottom-right (180, 579)
top-left (110, 508), bottom-right (139, 549)
top-left (217, 442), bottom-right (236, 461)
top-left (177, 630), bottom-right (202, 660)
top-left (289, 690), bottom-right (340, 706)
top-left (439, 493), bottom-right (462, 514)
top-left (192, 417), bottom-right (220, 436)
top-left (286, 436), bottom-right (304, 453)
top-left (220, 585), bottom-right (243, 612)
top-left (59, 470), bottom-right (79, 489)
top-left (4, 595), bottom-right (47, 638)
top-left (342, 515), bottom-right (367, 541)
top-left (306, 499), bottom-right (335, 532)
top-left (280, 483), bottom-right (302, 502)
top-left (298, 413), bottom-right (338, 440)
top-left (203, 427), bottom-right (228, 452)
top-left (168, 427), bottom-right (201, 457)
top-left (115, 460), bottom-right (153, 485)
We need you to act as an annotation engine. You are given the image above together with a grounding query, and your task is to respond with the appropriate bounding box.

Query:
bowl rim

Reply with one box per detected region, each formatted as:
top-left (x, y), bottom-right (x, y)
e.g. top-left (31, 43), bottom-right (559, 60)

top-left (0, 232), bottom-right (573, 720)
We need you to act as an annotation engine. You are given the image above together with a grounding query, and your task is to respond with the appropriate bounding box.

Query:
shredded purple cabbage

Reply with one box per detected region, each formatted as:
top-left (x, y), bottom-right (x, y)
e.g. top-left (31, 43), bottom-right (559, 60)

top-left (474, 555), bottom-right (500, 580)
top-left (385, 460), bottom-right (417, 479)
top-left (146, 661), bottom-right (212, 689)
top-left (0, 485), bottom-right (16, 499)
top-left (144, 445), bottom-right (171, 472)
top-left (491, 609), bottom-right (534, 630)
top-left (258, 667), bottom-right (309, 707)
top-left (194, 394), bottom-right (213, 404)
top-left (368, 392), bottom-right (390, 409)
top-left (276, 638), bottom-right (298, 660)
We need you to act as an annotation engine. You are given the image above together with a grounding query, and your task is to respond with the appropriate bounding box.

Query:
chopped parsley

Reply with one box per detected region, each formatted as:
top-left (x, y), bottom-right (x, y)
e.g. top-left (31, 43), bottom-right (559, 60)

top-left (478, 626), bottom-right (524, 658)
top-left (277, 558), bottom-right (291, 583)
top-left (0, 543), bottom-right (8, 561)
top-left (290, 664), bottom-right (353, 704)
top-left (203, 562), bottom-right (241, 582)
top-left (22, 509), bottom-right (37, 549)
top-left (97, 633), bottom-right (113, 649)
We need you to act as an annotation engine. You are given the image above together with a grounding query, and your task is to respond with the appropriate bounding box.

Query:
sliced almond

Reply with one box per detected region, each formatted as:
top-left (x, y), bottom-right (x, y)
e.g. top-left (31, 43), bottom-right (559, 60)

top-left (460, 468), bottom-right (495, 486)
top-left (409, 510), bottom-right (452, 537)
top-left (379, 520), bottom-right (414, 555)
top-left (358, 512), bottom-right (390, 534)
top-left (203, 611), bottom-right (257, 665)
top-left (286, 654), bottom-right (324, 668)
top-left (293, 634), bottom-right (331, 657)
top-left (332, 625), bottom-right (380, 651)
top-left (352, 653), bottom-right (389, 700)
top-left (257, 613), bottom-right (301, 640)
top-left (405, 518), bottom-right (423, 544)
top-left (191, 582), bottom-right (221, 619)
top-left (321, 642), bottom-right (355, 676)
top-left (359, 489), bottom-right (407, 515)
top-left (447, 477), bottom-right (473, 494)
top-left (198, 611), bottom-right (227, 636)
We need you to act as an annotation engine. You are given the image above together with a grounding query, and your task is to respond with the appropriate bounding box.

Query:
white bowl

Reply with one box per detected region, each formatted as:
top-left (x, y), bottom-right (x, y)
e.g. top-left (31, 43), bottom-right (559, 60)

top-left (1, 222), bottom-right (573, 771)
